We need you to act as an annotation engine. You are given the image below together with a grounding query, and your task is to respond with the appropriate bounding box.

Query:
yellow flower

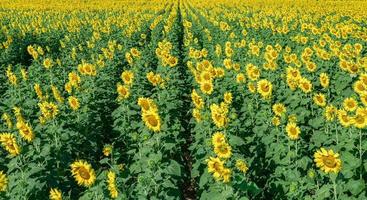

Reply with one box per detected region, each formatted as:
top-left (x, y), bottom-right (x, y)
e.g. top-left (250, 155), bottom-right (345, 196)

top-left (0, 133), bottom-right (20, 156)
top-left (313, 93), bottom-right (326, 107)
top-left (236, 73), bottom-right (246, 83)
top-left (107, 171), bottom-right (118, 198)
top-left (210, 103), bottom-right (229, 128)
top-left (236, 160), bottom-right (249, 174)
top-left (337, 109), bottom-right (353, 127)
top-left (248, 82), bottom-right (256, 93)
top-left (212, 132), bottom-right (225, 146)
top-left (121, 70), bottom-right (134, 85)
top-left (70, 160), bottom-right (96, 187)
top-left (192, 108), bottom-right (202, 122)
top-left (39, 102), bottom-right (59, 120)
top-left (221, 168), bottom-right (231, 183)
top-left (51, 85), bottom-right (64, 103)
top-left (130, 48), bottom-right (141, 58)
top-left (200, 81), bottom-right (213, 95)
top-left (207, 157), bottom-right (224, 181)
top-left (137, 97), bottom-right (157, 112)
top-left (49, 188), bottom-right (62, 200)
top-left (191, 89), bottom-right (204, 109)
top-left (257, 79), bottom-right (272, 99)
top-left (272, 103), bottom-right (286, 116)
top-left (343, 97), bottom-right (357, 112)
top-left (1, 113), bottom-right (12, 129)
top-left (103, 145), bottom-right (112, 156)
top-left (68, 72), bottom-right (81, 87)
top-left (314, 148), bottom-right (342, 173)
top-left (353, 108), bottom-right (367, 129)
top-left (142, 110), bottom-right (161, 132)
top-left (34, 83), bottom-right (44, 100)
top-left (286, 122), bottom-right (300, 140)
top-left (0, 171), bottom-right (7, 192)
top-left (272, 116), bottom-right (281, 126)
top-left (167, 56), bottom-right (178, 67)
top-left (117, 83), bottom-right (130, 100)
top-left (324, 105), bottom-right (337, 121)
top-left (16, 121), bottom-right (34, 142)
top-left (319, 73), bottom-right (330, 88)
top-left (68, 96), bottom-right (80, 111)
top-left (43, 58), bottom-right (53, 69)
top-left (214, 142), bottom-right (232, 159)
top-left (299, 78), bottom-right (312, 93)
top-left (223, 92), bottom-right (232, 104)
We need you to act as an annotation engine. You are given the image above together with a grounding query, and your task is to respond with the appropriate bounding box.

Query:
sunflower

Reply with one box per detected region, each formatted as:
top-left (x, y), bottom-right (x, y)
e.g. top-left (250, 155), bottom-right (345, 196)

top-left (272, 116), bottom-right (281, 126)
top-left (16, 121), bottom-right (34, 142)
top-left (248, 82), bottom-right (257, 93)
top-left (107, 171), bottom-right (118, 199)
top-left (167, 56), bottom-right (178, 67)
top-left (200, 81), bottom-right (213, 95)
top-left (0, 133), bottom-right (20, 156)
top-left (70, 160), bottom-right (96, 187)
top-left (68, 96), bottom-right (80, 111)
top-left (51, 85), bottom-right (64, 103)
top-left (117, 83), bottom-right (130, 100)
top-left (142, 110), bottom-right (161, 132)
top-left (319, 73), bottom-right (330, 88)
top-left (337, 109), bottom-right (353, 127)
top-left (343, 97), bottom-right (357, 112)
top-left (313, 93), bottom-right (326, 107)
top-left (137, 97), bottom-right (157, 112)
top-left (314, 148), bottom-right (342, 173)
top-left (286, 122), bottom-right (300, 140)
top-left (221, 168), bottom-right (231, 183)
top-left (299, 78), bottom-right (312, 93)
top-left (207, 157), bottom-right (224, 181)
top-left (121, 70), bottom-right (134, 85)
top-left (210, 103), bottom-right (229, 128)
top-left (286, 67), bottom-right (301, 81)
top-left (272, 103), bottom-right (286, 116)
top-left (39, 101), bottom-right (59, 120)
top-left (257, 79), bottom-right (273, 99)
top-left (223, 92), bottom-right (232, 104)
top-left (68, 72), bottom-right (81, 87)
top-left (1, 113), bottom-right (12, 129)
top-left (191, 90), bottom-right (204, 109)
top-left (214, 142), bottom-right (232, 159)
top-left (43, 58), bottom-right (53, 69)
top-left (49, 188), bottom-right (62, 200)
top-left (324, 105), bottom-right (337, 121)
top-left (236, 73), bottom-right (246, 83)
top-left (353, 80), bottom-right (366, 95)
top-left (353, 108), bottom-right (367, 129)
top-left (34, 83), bottom-right (44, 100)
top-left (236, 159), bottom-right (249, 174)
top-left (212, 132), bottom-right (225, 146)
top-left (192, 108), bottom-right (202, 122)
top-left (0, 171), bottom-right (7, 192)
top-left (103, 145), bottom-right (112, 156)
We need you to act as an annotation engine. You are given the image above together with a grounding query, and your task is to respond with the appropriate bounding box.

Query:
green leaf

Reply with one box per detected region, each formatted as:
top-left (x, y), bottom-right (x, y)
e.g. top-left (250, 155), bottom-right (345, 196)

top-left (346, 179), bottom-right (365, 196)
top-left (166, 160), bottom-right (181, 177)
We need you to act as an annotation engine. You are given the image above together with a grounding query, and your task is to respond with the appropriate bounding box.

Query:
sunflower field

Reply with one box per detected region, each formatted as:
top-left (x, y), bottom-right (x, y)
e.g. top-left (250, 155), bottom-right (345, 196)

top-left (0, 0), bottom-right (367, 199)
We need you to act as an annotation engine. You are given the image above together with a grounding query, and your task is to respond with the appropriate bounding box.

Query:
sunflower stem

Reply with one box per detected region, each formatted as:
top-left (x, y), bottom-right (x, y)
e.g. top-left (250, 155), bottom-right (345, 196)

top-left (359, 129), bottom-right (362, 180)
top-left (335, 123), bottom-right (338, 145)
top-left (332, 178), bottom-right (337, 200)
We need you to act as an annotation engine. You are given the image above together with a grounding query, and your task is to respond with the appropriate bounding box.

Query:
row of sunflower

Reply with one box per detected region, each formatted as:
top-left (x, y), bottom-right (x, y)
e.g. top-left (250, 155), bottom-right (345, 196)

top-left (0, 0), bottom-right (170, 199)
top-left (111, 2), bottom-right (190, 199)
top-left (186, 0), bottom-right (366, 199)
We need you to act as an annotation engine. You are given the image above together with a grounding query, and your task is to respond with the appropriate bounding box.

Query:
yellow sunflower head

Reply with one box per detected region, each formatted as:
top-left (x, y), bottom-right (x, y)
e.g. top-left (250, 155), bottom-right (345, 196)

top-left (70, 160), bottom-right (96, 187)
top-left (314, 148), bottom-right (342, 173)
top-left (286, 122), bottom-right (300, 140)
